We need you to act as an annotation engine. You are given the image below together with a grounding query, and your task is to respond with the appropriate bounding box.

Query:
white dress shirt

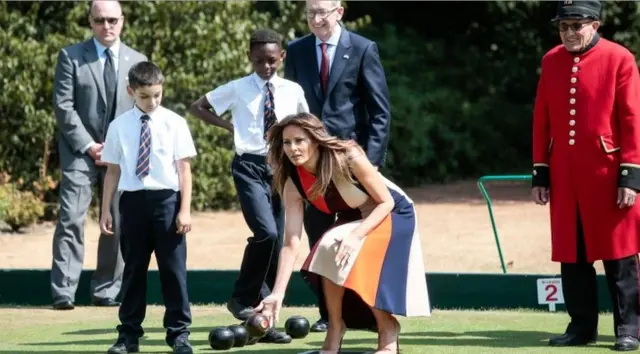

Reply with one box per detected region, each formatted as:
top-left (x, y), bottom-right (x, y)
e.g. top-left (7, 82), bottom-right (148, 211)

top-left (315, 25), bottom-right (342, 72)
top-left (206, 73), bottom-right (309, 156)
top-left (102, 105), bottom-right (198, 192)
top-left (80, 38), bottom-right (122, 154)
top-left (93, 37), bottom-right (120, 73)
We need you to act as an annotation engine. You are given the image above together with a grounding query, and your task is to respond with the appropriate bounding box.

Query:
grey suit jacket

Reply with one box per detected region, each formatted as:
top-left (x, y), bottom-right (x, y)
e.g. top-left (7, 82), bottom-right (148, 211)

top-left (53, 38), bottom-right (147, 171)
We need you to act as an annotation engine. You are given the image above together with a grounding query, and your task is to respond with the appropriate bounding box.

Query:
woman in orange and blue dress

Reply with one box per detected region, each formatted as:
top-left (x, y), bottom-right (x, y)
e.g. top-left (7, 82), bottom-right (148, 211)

top-left (256, 112), bottom-right (431, 353)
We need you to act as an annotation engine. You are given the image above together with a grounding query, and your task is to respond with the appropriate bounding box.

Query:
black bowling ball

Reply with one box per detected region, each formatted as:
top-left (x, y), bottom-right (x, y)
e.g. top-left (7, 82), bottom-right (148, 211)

top-left (228, 324), bottom-right (249, 347)
top-left (284, 315), bottom-right (310, 339)
top-left (208, 326), bottom-right (235, 350)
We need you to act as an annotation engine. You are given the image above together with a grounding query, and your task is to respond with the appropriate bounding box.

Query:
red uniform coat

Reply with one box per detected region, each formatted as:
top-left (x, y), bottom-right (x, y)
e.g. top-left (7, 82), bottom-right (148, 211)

top-left (532, 37), bottom-right (640, 263)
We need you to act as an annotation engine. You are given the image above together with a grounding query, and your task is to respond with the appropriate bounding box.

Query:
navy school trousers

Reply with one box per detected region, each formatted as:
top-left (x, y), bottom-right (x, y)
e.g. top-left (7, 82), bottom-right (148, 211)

top-left (230, 153), bottom-right (285, 306)
top-left (117, 189), bottom-right (191, 345)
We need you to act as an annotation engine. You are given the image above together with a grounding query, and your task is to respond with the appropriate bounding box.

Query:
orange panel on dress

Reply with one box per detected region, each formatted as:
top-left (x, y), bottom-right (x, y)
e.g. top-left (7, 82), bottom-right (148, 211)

top-left (343, 215), bottom-right (393, 306)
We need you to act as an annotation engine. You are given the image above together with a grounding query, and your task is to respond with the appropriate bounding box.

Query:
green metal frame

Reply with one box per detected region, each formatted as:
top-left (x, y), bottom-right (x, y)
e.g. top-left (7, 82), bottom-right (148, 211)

top-left (476, 174), bottom-right (532, 274)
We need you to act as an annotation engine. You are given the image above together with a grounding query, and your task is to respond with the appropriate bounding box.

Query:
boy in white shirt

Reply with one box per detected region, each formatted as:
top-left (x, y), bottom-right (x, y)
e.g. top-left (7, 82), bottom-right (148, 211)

top-left (189, 28), bottom-right (308, 344)
top-left (101, 61), bottom-right (197, 354)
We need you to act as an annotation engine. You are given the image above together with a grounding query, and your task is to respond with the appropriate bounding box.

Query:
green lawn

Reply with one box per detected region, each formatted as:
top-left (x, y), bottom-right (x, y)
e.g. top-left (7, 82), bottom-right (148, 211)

top-left (0, 305), bottom-right (619, 353)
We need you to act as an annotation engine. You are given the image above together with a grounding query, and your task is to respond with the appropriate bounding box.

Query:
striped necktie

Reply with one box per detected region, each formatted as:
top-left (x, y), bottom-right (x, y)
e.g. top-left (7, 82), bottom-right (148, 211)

top-left (136, 114), bottom-right (151, 179)
top-left (263, 82), bottom-right (276, 139)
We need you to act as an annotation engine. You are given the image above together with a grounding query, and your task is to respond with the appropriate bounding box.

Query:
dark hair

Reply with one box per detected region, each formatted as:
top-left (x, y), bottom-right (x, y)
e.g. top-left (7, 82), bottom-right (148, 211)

top-left (128, 61), bottom-right (164, 89)
top-left (267, 112), bottom-right (359, 200)
top-left (249, 29), bottom-right (282, 51)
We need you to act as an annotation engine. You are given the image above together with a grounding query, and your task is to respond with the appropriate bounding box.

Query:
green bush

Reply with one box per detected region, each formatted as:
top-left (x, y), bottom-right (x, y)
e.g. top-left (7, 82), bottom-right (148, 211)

top-left (0, 174), bottom-right (46, 232)
top-left (369, 24), bottom-right (533, 185)
top-left (4, 0), bottom-right (640, 232)
top-left (0, 1), bottom-right (368, 225)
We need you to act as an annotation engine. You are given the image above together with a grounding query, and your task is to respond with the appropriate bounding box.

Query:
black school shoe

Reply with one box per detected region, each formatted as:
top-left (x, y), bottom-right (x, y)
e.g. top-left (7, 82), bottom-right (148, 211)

top-left (172, 338), bottom-right (193, 354)
top-left (310, 319), bottom-right (329, 332)
top-left (226, 298), bottom-right (255, 321)
top-left (106, 337), bottom-right (139, 354)
top-left (258, 328), bottom-right (292, 344)
top-left (614, 336), bottom-right (640, 351)
top-left (548, 332), bottom-right (597, 346)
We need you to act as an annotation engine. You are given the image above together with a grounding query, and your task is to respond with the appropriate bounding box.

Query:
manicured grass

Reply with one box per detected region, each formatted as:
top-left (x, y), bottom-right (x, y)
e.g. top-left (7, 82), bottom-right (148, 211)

top-left (0, 305), bottom-right (618, 353)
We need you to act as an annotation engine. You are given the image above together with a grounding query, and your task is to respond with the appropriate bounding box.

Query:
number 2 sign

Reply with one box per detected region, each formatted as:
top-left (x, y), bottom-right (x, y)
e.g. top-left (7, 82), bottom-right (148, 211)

top-left (537, 278), bottom-right (565, 312)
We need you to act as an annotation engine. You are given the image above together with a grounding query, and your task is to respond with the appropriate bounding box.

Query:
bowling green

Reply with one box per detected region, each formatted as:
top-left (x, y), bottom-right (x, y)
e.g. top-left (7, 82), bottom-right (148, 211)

top-left (0, 305), bottom-right (619, 353)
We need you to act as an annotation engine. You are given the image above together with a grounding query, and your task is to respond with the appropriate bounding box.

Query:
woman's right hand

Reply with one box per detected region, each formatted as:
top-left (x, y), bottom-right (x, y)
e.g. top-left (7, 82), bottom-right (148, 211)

top-left (254, 293), bottom-right (284, 326)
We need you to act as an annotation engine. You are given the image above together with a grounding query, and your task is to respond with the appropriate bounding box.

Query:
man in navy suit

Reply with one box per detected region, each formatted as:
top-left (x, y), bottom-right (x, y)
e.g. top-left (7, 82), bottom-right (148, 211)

top-left (284, 0), bottom-right (392, 333)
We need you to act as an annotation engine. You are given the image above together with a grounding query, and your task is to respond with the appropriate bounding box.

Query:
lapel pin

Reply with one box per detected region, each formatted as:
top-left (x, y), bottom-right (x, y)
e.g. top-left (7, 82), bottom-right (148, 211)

top-left (343, 54), bottom-right (349, 59)
top-left (124, 56), bottom-right (129, 61)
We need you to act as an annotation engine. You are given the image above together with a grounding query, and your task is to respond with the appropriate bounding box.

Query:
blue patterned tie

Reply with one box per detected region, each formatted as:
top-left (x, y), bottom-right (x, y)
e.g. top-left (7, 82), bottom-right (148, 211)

top-left (136, 114), bottom-right (151, 179)
top-left (263, 82), bottom-right (276, 139)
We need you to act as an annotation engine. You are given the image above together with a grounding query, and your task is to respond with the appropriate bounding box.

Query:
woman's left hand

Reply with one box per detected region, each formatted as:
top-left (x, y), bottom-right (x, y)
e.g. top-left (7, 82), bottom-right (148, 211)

top-left (334, 233), bottom-right (361, 268)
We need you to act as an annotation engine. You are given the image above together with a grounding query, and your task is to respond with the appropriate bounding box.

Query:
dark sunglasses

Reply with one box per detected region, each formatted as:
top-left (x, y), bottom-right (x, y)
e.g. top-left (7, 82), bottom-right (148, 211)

top-left (558, 21), bottom-right (592, 32)
top-left (92, 16), bottom-right (120, 25)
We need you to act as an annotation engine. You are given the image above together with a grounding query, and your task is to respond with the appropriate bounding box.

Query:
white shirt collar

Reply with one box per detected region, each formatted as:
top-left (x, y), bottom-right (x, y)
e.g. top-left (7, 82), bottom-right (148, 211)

top-left (315, 24), bottom-right (342, 47)
top-left (93, 37), bottom-right (121, 58)
top-left (132, 105), bottom-right (156, 121)
top-left (251, 72), bottom-right (281, 91)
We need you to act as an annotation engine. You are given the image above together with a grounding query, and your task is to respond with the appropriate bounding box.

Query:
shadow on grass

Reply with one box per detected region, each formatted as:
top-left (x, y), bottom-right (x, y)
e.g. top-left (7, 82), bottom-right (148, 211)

top-left (0, 352), bottom-right (103, 354)
top-left (23, 328), bottom-right (618, 351)
top-left (0, 348), bottom-right (374, 354)
top-left (307, 330), bottom-right (616, 350)
top-left (61, 325), bottom-right (240, 336)
top-left (0, 347), bottom-right (342, 354)
top-left (21, 328), bottom-right (325, 353)
top-left (0, 351), bottom-right (326, 354)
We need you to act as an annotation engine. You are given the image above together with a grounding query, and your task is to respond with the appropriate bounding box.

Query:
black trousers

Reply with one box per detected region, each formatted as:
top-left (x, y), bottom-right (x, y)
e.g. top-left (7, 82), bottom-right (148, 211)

top-left (117, 189), bottom-right (191, 346)
top-left (304, 202), bottom-right (336, 321)
top-left (561, 212), bottom-right (640, 338)
top-left (230, 153), bottom-right (284, 306)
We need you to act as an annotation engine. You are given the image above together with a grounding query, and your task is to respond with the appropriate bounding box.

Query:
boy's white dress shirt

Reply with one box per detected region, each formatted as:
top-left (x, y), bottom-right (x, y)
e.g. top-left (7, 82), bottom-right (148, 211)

top-left (102, 105), bottom-right (197, 192)
top-left (206, 73), bottom-right (309, 156)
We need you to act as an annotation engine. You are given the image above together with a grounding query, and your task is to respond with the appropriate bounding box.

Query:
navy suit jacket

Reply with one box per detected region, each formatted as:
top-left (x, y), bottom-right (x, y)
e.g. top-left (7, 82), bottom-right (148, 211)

top-left (284, 28), bottom-right (392, 167)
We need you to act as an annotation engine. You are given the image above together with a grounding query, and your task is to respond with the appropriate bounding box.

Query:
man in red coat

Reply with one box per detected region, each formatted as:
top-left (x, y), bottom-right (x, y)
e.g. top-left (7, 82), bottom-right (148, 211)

top-left (532, 0), bottom-right (640, 351)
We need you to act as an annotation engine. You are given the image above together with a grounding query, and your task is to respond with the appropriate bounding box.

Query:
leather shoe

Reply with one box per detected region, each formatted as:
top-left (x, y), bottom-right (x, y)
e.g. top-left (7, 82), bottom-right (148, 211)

top-left (549, 332), bottom-right (596, 346)
top-left (614, 336), bottom-right (640, 351)
top-left (226, 298), bottom-right (254, 321)
top-left (107, 338), bottom-right (139, 354)
top-left (310, 319), bottom-right (328, 332)
top-left (93, 298), bottom-right (120, 307)
top-left (258, 329), bottom-right (292, 344)
top-left (172, 338), bottom-right (193, 354)
top-left (52, 297), bottom-right (74, 311)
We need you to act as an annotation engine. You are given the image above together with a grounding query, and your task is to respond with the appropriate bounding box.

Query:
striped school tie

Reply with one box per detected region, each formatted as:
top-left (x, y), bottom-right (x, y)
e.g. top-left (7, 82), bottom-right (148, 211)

top-left (136, 114), bottom-right (151, 179)
top-left (263, 82), bottom-right (276, 139)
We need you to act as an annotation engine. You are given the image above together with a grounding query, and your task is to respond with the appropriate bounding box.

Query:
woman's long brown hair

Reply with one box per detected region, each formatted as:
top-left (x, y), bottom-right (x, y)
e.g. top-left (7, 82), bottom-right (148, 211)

top-left (267, 112), bottom-right (359, 200)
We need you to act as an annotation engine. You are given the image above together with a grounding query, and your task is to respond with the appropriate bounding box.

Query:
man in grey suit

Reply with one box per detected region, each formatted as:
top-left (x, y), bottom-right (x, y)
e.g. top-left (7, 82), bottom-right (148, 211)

top-left (51, 0), bottom-right (147, 310)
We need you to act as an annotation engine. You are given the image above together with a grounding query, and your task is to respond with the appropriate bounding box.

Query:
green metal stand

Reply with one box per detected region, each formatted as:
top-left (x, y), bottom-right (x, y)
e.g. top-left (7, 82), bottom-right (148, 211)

top-left (476, 174), bottom-right (532, 274)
